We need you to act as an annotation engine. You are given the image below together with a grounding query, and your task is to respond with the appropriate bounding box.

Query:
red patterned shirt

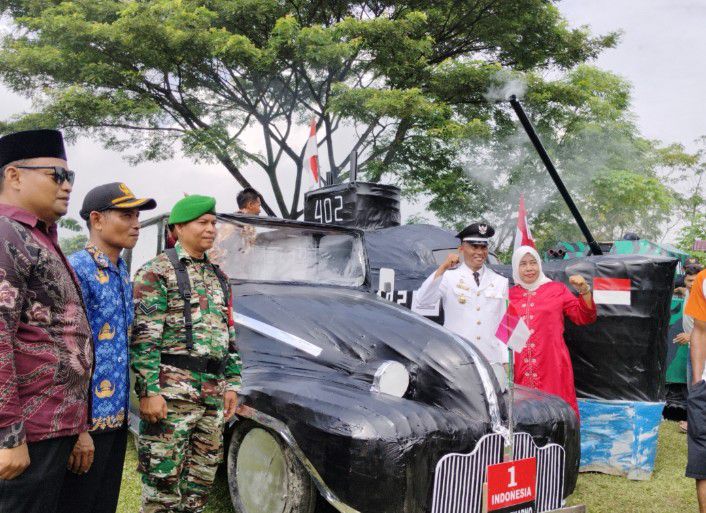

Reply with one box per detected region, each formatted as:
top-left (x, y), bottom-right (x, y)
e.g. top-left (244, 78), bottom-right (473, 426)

top-left (0, 205), bottom-right (93, 449)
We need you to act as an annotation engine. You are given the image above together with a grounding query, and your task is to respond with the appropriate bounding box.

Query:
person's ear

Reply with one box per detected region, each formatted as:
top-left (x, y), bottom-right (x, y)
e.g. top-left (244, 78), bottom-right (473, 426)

top-left (89, 211), bottom-right (104, 232)
top-left (2, 165), bottom-right (22, 192)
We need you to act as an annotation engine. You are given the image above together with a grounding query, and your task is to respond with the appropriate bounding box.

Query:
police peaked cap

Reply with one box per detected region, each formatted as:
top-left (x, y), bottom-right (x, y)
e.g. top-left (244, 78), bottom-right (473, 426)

top-left (80, 182), bottom-right (157, 220)
top-left (0, 129), bottom-right (67, 168)
top-left (456, 222), bottom-right (495, 245)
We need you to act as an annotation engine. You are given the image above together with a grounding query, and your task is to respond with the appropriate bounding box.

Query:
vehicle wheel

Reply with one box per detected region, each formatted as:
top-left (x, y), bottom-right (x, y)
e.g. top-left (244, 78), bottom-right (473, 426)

top-left (227, 420), bottom-right (317, 513)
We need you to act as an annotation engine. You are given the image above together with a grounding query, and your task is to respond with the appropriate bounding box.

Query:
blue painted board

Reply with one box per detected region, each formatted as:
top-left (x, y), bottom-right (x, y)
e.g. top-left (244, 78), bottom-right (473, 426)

top-left (578, 399), bottom-right (664, 480)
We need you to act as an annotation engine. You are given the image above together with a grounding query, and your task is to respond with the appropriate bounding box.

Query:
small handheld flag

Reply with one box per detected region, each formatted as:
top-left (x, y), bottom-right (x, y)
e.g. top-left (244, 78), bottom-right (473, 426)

top-left (495, 303), bottom-right (531, 352)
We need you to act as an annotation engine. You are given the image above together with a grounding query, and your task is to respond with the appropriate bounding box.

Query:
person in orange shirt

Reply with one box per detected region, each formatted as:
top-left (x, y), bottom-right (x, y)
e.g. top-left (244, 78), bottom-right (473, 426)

top-left (684, 268), bottom-right (706, 513)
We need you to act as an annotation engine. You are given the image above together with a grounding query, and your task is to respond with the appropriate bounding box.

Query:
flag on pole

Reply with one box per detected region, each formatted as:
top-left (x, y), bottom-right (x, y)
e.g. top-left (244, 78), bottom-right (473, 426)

top-left (495, 303), bottom-right (532, 352)
top-left (514, 194), bottom-right (536, 251)
top-left (593, 277), bottom-right (631, 305)
top-left (304, 118), bottom-right (321, 188)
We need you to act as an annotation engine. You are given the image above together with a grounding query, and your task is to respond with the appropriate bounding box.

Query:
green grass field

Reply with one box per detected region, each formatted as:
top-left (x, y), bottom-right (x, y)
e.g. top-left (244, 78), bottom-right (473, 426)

top-left (118, 420), bottom-right (697, 513)
top-left (567, 420), bottom-right (697, 513)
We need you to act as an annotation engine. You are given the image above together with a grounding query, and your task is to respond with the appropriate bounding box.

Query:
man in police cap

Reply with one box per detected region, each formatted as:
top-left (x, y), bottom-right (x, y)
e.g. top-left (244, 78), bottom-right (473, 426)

top-left (131, 195), bottom-right (241, 513)
top-left (0, 129), bottom-right (93, 513)
top-left (413, 222), bottom-right (509, 366)
top-left (59, 183), bottom-right (156, 513)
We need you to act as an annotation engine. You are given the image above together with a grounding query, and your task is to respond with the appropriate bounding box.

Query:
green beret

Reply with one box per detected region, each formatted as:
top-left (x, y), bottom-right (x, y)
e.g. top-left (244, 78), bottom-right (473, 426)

top-left (168, 195), bottom-right (216, 224)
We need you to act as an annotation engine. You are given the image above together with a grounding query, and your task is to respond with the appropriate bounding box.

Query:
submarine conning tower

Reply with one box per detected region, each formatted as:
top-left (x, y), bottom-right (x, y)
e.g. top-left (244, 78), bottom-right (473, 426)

top-left (304, 182), bottom-right (401, 230)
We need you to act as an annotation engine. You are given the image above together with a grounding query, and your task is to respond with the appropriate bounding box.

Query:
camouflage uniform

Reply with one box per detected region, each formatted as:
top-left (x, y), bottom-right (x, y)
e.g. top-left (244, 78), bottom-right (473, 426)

top-left (131, 241), bottom-right (241, 513)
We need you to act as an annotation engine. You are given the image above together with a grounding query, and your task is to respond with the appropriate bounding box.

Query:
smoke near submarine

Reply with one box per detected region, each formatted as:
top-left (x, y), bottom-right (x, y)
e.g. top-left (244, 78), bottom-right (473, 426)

top-left (457, 71), bottom-right (659, 248)
top-left (484, 70), bottom-right (528, 103)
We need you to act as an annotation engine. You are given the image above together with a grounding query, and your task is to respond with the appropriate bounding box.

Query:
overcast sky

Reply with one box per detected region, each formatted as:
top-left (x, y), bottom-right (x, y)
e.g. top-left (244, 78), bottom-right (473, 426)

top-left (0, 0), bottom-right (704, 230)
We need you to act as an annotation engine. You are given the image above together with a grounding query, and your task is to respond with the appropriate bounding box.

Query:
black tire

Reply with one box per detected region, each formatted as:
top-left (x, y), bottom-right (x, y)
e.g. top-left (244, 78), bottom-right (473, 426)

top-left (227, 420), bottom-right (317, 513)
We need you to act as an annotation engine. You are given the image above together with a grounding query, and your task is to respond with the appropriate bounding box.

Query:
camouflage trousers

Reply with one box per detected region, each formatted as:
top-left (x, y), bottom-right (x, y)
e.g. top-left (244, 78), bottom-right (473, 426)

top-left (137, 392), bottom-right (224, 513)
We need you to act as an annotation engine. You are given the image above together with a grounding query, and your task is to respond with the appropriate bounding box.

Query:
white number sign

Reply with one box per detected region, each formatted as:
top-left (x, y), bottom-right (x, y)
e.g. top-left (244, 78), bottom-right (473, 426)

top-left (313, 195), bottom-right (344, 224)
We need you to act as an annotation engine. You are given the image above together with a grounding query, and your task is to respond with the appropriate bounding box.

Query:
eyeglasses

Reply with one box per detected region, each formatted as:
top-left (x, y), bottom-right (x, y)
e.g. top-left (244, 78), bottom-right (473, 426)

top-left (15, 166), bottom-right (75, 185)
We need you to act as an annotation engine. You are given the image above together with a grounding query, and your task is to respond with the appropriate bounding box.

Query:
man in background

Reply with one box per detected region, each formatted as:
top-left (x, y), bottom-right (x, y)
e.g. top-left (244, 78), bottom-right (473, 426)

top-left (236, 187), bottom-right (261, 216)
top-left (210, 188), bottom-right (262, 265)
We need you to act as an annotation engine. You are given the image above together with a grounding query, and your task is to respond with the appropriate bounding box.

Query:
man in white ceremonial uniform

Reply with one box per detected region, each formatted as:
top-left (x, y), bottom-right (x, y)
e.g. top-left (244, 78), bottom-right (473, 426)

top-left (413, 222), bottom-right (508, 366)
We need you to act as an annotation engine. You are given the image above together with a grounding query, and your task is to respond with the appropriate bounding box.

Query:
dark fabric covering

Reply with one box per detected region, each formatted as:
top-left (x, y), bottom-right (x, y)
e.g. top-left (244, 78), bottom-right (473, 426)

top-left (304, 182), bottom-right (401, 230)
top-left (366, 224), bottom-right (458, 271)
top-left (233, 282), bottom-right (579, 511)
top-left (513, 386), bottom-right (580, 496)
top-left (664, 384), bottom-right (688, 421)
top-left (0, 129), bottom-right (66, 167)
top-left (366, 224), bottom-right (457, 291)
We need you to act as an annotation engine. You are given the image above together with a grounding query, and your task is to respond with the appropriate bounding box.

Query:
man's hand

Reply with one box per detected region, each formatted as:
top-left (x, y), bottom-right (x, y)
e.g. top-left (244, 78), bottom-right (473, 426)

top-left (67, 432), bottom-right (94, 474)
top-left (674, 332), bottom-right (691, 345)
top-left (0, 443), bottom-right (30, 480)
top-left (442, 253), bottom-right (460, 271)
top-left (569, 275), bottom-right (590, 294)
top-left (140, 395), bottom-right (168, 424)
top-left (434, 253), bottom-right (460, 278)
top-left (224, 391), bottom-right (238, 421)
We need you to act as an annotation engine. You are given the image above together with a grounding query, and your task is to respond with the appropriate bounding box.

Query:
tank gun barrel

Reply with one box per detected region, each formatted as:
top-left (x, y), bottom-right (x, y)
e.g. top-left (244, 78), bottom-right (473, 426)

top-left (508, 95), bottom-right (603, 256)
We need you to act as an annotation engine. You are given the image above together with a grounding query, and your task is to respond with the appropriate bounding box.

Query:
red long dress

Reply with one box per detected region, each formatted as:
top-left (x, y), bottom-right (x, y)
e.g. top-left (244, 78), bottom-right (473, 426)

top-left (510, 281), bottom-right (597, 419)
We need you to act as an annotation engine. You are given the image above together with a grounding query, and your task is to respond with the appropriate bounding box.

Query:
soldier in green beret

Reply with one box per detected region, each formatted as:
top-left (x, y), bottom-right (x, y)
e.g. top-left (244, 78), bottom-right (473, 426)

top-left (130, 195), bottom-right (241, 513)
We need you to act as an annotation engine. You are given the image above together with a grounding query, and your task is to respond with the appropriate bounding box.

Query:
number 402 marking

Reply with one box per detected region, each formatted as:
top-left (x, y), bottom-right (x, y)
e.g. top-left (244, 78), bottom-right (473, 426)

top-left (314, 195), bottom-right (343, 224)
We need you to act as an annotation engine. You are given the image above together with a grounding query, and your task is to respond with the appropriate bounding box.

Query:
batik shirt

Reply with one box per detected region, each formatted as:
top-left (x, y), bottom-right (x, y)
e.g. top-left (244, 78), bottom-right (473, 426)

top-left (0, 206), bottom-right (92, 449)
top-left (131, 242), bottom-right (241, 400)
top-left (69, 244), bottom-right (132, 432)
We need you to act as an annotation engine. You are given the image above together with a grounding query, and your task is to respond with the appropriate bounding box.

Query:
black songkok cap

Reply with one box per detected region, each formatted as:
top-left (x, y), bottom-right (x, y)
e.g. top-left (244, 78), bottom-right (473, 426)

top-left (0, 129), bottom-right (67, 168)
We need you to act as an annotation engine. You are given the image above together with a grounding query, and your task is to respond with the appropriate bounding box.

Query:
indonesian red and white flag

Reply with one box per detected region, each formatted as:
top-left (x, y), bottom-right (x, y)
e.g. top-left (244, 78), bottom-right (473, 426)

top-left (514, 194), bottom-right (536, 252)
top-left (495, 303), bottom-right (531, 352)
top-left (304, 118), bottom-right (321, 188)
top-left (593, 277), bottom-right (631, 305)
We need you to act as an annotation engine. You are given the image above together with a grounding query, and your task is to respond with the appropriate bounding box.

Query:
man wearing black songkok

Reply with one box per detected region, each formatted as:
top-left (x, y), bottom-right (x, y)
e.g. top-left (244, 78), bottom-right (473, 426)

top-left (0, 130), bottom-right (93, 513)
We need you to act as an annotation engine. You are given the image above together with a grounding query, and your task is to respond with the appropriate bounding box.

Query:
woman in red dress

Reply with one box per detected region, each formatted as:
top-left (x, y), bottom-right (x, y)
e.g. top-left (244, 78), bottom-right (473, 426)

top-left (510, 246), bottom-right (597, 419)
